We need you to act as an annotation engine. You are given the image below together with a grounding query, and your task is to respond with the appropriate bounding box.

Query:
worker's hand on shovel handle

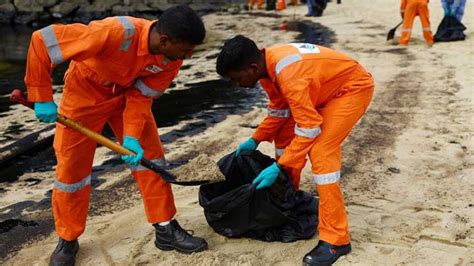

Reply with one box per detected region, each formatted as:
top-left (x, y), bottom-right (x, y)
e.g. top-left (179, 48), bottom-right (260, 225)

top-left (34, 101), bottom-right (58, 123)
top-left (10, 89), bottom-right (210, 186)
top-left (121, 136), bottom-right (144, 166)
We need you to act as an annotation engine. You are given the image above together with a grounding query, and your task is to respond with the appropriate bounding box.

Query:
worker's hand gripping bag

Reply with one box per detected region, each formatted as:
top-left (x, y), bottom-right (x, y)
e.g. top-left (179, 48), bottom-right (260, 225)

top-left (199, 150), bottom-right (318, 242)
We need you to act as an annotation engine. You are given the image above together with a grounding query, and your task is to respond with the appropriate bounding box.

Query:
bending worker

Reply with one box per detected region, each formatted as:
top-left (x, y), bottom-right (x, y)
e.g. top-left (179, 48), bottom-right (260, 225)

top-left (25, 5), bottom-right (208, 265)
top-left (399, 0), bottom-right (434, 46)
top-left (216, 36), bottom-right (374, 265)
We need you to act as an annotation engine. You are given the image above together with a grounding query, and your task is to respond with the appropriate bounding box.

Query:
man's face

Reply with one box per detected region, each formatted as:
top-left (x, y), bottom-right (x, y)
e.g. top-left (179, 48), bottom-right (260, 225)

top-left (227, 64), bottom-right (260, 88)
top-left (150, 35), bottom-right (195, 61)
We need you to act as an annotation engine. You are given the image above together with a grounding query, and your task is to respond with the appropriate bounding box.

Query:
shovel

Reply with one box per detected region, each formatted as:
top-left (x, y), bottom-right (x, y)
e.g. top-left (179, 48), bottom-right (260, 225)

top-left (387, 21), bottom-right (403, 41)
top-left (10, 89), bottom-right (209, 186)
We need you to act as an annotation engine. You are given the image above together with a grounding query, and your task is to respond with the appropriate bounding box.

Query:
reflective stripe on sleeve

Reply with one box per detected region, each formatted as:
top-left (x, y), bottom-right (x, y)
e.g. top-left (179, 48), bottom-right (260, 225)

top-left (295, 124), bottom-right (321, 138)
top-left (401, 28), bottom-right (412, 33)
top-left (313, 171), bottom-right (340, 185)
top-left (268, 108), bottom-right (291, 118)
top-left (422, 27), bottom-right (431, 31)
top-left (116, 16), bottom-right (135, 51)
top-left (54, 175), bottom-right (91, 193)
top-left (40, 26), bottom-right (64, 65)
top-left (275, 54), bottom-right (302, 75)
top-left (134, 79), bottom-right (163, 98)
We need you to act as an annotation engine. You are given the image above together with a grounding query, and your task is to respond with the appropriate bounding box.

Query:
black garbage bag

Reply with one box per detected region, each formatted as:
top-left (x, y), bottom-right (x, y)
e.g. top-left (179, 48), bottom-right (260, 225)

top-left (434, 15), bottom-right (466, 42)
top-left (199, 150), bottom-right (318, 242)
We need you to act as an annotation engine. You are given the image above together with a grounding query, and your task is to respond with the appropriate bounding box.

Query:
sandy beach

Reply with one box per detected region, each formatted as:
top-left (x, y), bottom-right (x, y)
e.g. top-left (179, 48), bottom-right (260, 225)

top-left (1, 0), bottom-right (473, 265)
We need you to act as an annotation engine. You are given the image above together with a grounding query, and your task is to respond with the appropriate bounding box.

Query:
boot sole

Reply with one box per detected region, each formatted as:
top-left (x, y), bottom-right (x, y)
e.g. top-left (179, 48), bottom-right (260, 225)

top-left (154, 241), bottom-right (208, 254)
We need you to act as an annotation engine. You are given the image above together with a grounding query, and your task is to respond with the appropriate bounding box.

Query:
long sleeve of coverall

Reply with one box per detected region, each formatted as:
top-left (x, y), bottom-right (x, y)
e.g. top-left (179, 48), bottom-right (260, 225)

top-left (276, 78), bottom-right (323, 170)
top-left (252, 82), bottom-right (291, 142)
top-left (25, 21), bottom-right (112, 102)
top-left (123, 68), bottom-right (179, 138)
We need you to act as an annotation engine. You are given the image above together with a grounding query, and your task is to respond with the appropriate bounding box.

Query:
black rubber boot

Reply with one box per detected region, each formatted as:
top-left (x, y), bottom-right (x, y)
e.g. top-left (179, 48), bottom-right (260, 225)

top-left (49, 238), bottom-right (79, 266)
top-left (154, 220), bottom-right (208, 254)
top-left (303, 241), bottom-right (351, 266)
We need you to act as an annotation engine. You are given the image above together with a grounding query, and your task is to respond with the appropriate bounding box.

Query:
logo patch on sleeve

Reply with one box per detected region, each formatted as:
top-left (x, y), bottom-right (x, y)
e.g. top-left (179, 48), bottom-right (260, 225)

top-left (145, 65), bottom-right (162, 74)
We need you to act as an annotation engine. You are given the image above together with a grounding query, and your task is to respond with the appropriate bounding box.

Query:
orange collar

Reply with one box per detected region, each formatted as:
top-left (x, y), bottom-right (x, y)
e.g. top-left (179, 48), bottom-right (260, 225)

top-left (263, 48), bottom-right (277, 83)
top-left (137, 20), bottom-right (156, 56)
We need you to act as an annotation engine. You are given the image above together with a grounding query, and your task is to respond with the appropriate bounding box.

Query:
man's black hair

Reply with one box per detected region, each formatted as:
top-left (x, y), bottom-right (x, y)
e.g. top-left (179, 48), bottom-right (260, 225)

top-left (216, 35), bottom-right (262, 77)
top-left (155, 5), bottom-right (206, 45)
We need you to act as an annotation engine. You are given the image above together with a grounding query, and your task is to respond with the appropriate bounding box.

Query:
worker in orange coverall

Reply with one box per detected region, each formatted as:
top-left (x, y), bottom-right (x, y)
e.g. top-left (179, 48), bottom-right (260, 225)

top-left (216, 36), bottom-right (374, 266)
top-left (249, 0), bottom-right (264, 9)
top-left (399, 0), bottom-right (434, 46)
top-left (25, 5), bottom-right (208, 265)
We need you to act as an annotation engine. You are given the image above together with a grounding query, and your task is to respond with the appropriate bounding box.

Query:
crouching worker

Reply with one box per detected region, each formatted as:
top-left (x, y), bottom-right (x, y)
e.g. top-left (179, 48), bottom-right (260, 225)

top-left (216, 36), bottom-right (374, 265)
top-left (25, 5), bottom-right (208, 265)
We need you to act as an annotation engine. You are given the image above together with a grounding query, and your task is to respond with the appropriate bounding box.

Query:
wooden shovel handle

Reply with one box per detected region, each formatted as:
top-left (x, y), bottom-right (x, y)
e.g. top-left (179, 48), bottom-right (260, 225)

top-left (10, 89), bottom-right (210, 186)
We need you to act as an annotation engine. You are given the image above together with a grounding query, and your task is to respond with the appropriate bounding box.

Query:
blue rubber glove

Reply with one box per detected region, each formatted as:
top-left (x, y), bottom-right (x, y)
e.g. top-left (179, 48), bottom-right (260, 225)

top-left (34, 101), bottom-right (58, 123)
top-left (235, 137), bottom-right (258, 156)
top-left (121, 136), bottom-right (144, 166)
top-left (252, 162), bottom-right (280, 190)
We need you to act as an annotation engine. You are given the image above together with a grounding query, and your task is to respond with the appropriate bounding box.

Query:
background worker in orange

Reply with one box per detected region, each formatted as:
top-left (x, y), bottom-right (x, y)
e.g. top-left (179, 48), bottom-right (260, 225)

top-left (25, 5), bottom-right (208, 265)
top-left (277, 0), bottom-right (287, 10)
top-left (399, 0), bottom-right (434, 46)
top-left (249, 0), bottom-right (264, 10)
top-left (216, 36), bottom-right (374, 265)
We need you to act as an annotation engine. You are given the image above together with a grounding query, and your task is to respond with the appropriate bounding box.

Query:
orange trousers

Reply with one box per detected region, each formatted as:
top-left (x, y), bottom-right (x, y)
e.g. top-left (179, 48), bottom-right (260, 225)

top-left (277, 0), bottom-right (286, 10)
top-left (249, 0), bottom-right (263, 9)
top-left (52, 63), bottom-right (176, 241)
top-left (400, 1), bottom-right (434, 45)
top-left (274, 73), bottom-right (374, 245)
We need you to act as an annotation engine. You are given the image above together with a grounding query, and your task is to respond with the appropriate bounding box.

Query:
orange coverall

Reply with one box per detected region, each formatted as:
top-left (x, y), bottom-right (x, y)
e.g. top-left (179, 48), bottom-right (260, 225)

top-left (252, 44), bottom-right (374, 245)
top-left (249, 0), bottom-right (264, 9)
top-left (25, 17), bottom-right (180, 241)
top-left (277, 0), bottom-right (287, 10)
top-left (400, 0), bottom-right (434, 45)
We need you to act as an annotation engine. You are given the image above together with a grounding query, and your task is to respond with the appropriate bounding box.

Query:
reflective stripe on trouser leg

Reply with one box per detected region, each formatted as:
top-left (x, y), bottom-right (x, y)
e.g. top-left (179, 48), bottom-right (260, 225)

top-left (52, 184), bottom-right (92, 241)
top-left (53, 118), bottom-right (101, 241)
top-left (309, 75), bottom-right (374, 245)
top-left (129, 117), bottom-right (176, 223)
top-left (419, 4), bottom-right (434, 45)
top-left (399, 4), bottom-right (416, 45)
top-left (317, 182), bottom-right (350, 245)
top-left (313, 169), bottom-right (348, 245)
top-left (52, 62), bottom-right (130, 241)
